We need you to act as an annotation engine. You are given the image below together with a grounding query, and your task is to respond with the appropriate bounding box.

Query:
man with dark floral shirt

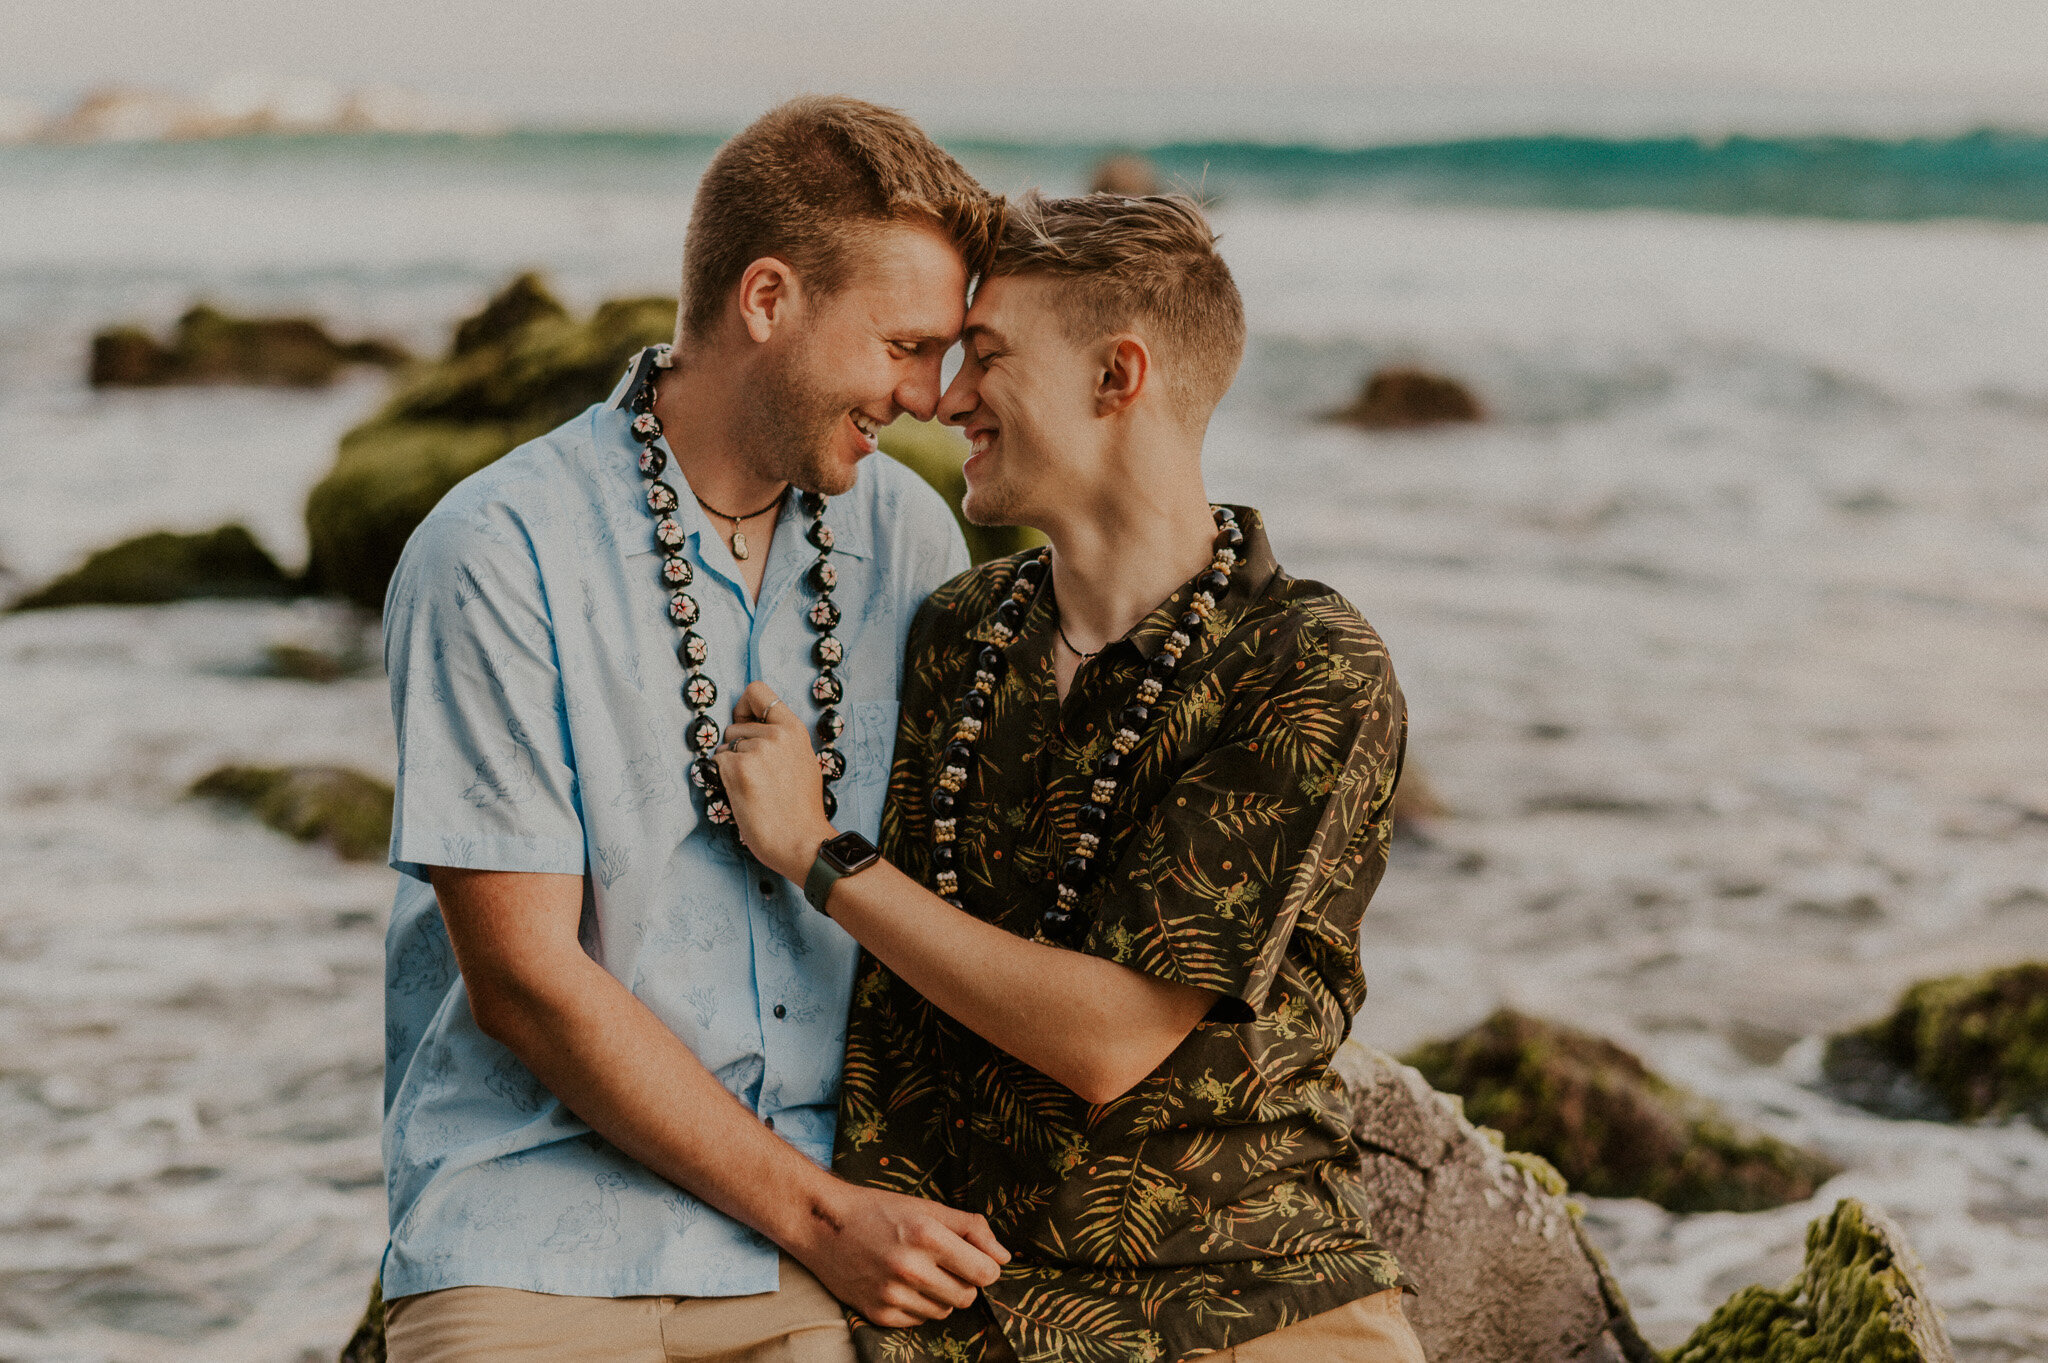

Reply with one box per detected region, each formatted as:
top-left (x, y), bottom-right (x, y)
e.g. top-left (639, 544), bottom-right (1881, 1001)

top-left (717, 192), bottom-right (1423, 1363)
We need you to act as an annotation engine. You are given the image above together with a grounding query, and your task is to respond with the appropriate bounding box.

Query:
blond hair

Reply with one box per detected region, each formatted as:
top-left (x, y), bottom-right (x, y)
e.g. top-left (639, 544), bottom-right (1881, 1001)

top-left (681, 96), bottom-right (998, 343)
top-left (988, 191), bottom-right (1246, 422)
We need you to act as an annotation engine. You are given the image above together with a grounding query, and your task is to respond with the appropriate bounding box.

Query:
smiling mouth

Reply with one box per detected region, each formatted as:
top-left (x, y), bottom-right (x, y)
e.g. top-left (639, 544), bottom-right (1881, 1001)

top-left (966, 428), bottom-right (997, 458)
top-left (848, 410), bottom-right (883, 453)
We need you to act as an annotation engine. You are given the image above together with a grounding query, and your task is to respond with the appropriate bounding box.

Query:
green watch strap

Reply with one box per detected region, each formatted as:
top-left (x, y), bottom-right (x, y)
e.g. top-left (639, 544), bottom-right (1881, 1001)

top-left (803, 854), bottom-right (843, 916)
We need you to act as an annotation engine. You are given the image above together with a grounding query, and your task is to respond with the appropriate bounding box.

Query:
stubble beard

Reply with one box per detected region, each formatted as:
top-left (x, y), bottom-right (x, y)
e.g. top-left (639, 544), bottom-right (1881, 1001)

top-left (736, 341), bottom-right (862, 498)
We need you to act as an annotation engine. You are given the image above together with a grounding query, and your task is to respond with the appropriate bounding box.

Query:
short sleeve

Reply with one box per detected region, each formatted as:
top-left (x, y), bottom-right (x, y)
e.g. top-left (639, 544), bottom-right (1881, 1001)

top-left (383, 502), bottom-right (586, 882)
top-left (1080, 611), bottom-right (1404, 1019)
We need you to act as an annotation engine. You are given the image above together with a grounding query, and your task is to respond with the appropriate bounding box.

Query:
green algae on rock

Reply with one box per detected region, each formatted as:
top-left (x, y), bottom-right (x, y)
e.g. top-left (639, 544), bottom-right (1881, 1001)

top-left (302, 277), bottom-right (675, 608)
top-left (9, 524), bottom-right (293, 611)
top-left (90, 305), bottom-right (410, 388)
top-left (337, 1278), bottom-right (385, 1363)
top-left (876, 416), bottom-right (1043, 565)
top-left (1403, 1008), bottom-right (1840, 1213)
top-left (1330, 366), bottom-right (1485, 429)
top-left (1822, 963), bottom-right (2048, 1126)
top-left (1669, 1199), bottom-right (1956, 1363)
top-left (189, 764), bottom-right (393, 861)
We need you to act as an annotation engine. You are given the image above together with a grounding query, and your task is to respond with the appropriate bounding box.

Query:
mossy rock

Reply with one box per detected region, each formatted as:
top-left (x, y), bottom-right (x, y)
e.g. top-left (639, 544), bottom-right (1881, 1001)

top-left (302, 279), bottom-right (677, 607)
top-left (876, 416), bottom-right (1044, 566)
top-left (1330, 366), bottom-right (1485, 429)
top-left (189, 764), bottom-right (393, 861)
top-left (89, 305), bottom-right (410, 388)
top-left (1403, 1009), bottom-right (1840, 1213)
top-left (337, 1278), bottom-right (385, 1363)
top-left (9, 524), bottom-right (292, 611)
top-left (1822, 963), bottom-right (2048, 1125)
top-left (1669, 1199), bottom-right (1955, 1363)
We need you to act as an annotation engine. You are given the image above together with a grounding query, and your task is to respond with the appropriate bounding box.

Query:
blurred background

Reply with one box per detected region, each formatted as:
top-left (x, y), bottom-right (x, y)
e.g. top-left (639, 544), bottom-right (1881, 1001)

top-left (2, 3), bottom-right (2044, 1360)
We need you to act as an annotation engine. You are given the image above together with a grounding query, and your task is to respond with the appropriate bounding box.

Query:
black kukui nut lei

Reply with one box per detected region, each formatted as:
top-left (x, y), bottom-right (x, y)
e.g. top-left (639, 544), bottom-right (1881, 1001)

top-left (932, 505), bottom-right (1242, 945)
top-left (624, 346), bottom-right (848, 828)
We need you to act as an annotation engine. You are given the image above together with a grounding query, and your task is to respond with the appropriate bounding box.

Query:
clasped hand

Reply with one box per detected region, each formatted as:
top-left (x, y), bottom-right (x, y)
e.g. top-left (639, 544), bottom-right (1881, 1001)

top-left (714, 681), bottom-right (842, 885)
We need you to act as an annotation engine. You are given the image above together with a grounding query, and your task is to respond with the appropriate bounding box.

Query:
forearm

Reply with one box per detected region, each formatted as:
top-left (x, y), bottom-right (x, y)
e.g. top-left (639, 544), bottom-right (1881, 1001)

top-left (465, 941), bottom-right (849, 1256)
top-left (822, 856), bottom-right (1210, 1104)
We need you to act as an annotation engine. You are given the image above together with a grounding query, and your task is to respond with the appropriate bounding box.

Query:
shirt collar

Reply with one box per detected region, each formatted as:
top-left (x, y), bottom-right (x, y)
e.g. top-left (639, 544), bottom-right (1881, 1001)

top-left (602, 347), bottom-right (872, 561)
top-left (967, 505), bottom-right (1277, 656)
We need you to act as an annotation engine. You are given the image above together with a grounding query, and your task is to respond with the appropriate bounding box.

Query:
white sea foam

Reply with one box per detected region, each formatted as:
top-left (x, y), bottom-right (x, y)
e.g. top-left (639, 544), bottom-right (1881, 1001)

top-left (1, 144), bottom-right (2044, 1360)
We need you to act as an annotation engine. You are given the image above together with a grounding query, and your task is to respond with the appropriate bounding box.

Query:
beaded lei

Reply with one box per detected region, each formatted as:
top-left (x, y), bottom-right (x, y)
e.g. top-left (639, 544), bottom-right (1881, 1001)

top-left (624, 346), bottom-right (849, 828)
top-left (932, 506), bottom-right (1246, 946)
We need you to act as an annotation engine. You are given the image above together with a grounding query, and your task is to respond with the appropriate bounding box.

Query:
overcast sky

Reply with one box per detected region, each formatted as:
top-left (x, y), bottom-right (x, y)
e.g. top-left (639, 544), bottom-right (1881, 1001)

top-left (6, 0), bottom-right (2044, 138)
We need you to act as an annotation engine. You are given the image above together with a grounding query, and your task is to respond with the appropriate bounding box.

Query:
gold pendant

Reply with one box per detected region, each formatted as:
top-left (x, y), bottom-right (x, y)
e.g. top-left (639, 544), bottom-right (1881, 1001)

top-left (731, 530), bottom-right (749, 560)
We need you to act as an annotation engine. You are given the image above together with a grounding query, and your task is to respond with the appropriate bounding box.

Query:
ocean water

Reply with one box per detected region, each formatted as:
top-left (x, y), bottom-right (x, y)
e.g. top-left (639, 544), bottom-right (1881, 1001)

top-left (2, 135), bottom-right (2045, 1361)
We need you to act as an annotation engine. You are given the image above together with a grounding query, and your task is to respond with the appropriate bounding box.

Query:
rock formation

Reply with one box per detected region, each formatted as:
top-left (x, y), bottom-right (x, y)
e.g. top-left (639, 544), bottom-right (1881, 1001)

top-left (1089, 153), bottom-right (1163, 197)
top-left (1403, 1010), bottom-right (1839, 1213)
top-left (1668, 1200), bottom-right (1955, 1363)
top-left (1331, 367), bottom-right (1486, 429)
top-left (189, 764), bottom-right (393, 862)
top-left (1337, 1044), bottom-right (1660, 1362)
top-left (1822, 963), bottom-right (2048, 1126)
top-left (9, 524), bottom-right (293, 611)
top-left (90, 305), bottom-right (410, 387)
top-left (301, 276), bottom-right (675, 608)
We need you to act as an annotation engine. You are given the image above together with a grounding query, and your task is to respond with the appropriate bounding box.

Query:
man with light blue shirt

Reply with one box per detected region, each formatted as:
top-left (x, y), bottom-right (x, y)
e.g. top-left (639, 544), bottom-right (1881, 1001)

top-left (378, 98), bottom-right (1009, 1361)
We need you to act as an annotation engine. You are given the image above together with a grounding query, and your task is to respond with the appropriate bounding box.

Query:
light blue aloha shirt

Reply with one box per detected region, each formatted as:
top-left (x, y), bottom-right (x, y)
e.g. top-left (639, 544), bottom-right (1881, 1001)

top-left (380, 359), bottom-right (969, 1300)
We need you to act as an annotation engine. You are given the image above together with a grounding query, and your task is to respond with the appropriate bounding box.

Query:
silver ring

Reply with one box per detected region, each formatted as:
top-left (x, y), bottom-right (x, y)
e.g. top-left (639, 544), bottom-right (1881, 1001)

top-left (761, 697), bottom-right (782, 719)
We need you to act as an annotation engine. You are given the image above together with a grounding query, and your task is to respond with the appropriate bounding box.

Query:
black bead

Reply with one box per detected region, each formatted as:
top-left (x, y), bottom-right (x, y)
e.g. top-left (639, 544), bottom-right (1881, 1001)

top-left (1061, 855), bottom-right (1093, 884)
top-left (1198, 570), bottom-right (1230, 597)
top-left (977, 643), bottom-right (1006, 677)
top-left (807, 560), bottom-right (837, 592)
top-left (962, 689), bottom-right (989, 719)
top-left (1015, 555), bottom-right (1048, 585)
top-left (1040, 906), bottom-right (1081, 945)
top-left (812, 636), bottom-right (842, 668)
top-left (812, 671), bottom-right (843, 705)
top-left (809, 600), bottom-right (841, 630)
top-left (943, 741), bottom-right (974, 768)
top-left (805, 519), bottom-right (834, 550)
top-left (931, 843), bottom-right (957, 870)
top-left (821, 788), bottom-right (837, 819)
top-left (816, 707), bottom-right (845, 742)
top-left (930, 788), bottom-right (957, 817)
top-left (1221, 525), bottom-right (1245, 550)
top-left (1178, 610), bottom-right (1204, 635)
top-left (687, 718), bottom-right (720, 753)
top-left (995, 599), bottom-right (1026, 630)
top-left (1213, 505), bottom-right (1236, 525)
top-left (1077, 803), bottom-right (1109, 832)
top-left (1097, 750), bottom-right (1122, 775)
top-left (800, 491), bottom-right (826, 517)
top-left (942, 895), bottom-right (965, 910)
top-left (690, 758), bottom-right (720, 791)
top-left (818, 747), bottom-right (847, 781)
top-left (1147, 650), bottom-right (1179, 680)
top-left (1120, 703), bottom-right (1150, 730)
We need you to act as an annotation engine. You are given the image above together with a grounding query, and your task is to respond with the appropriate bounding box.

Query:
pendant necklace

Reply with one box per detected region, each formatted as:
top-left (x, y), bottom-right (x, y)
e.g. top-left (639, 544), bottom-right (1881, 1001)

top-left (624, 346), bottom-right (850, 826)
top-left (694, 488), bottom-right (787, 562)
top-left (930, 507), bottom-right (1245, 946)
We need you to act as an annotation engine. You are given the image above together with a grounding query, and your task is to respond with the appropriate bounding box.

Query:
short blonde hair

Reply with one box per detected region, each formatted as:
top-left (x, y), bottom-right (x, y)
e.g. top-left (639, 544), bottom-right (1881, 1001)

top-left (989, 191), bottom-right (1246, 422)
top-left (681, 96), bottom-right (999, 343)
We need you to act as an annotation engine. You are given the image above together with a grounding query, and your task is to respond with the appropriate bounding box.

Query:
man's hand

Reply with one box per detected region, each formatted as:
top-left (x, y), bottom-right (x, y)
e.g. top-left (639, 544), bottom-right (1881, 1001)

top-left (716, 680), bottom-right (837, 882)
top-left (791, 1182), bottom-right (1010, 1328)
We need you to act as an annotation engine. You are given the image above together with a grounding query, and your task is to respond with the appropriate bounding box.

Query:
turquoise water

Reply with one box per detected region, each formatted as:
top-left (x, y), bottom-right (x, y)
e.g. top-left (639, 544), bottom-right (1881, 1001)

top-left (7, 127), bottom-right (2048, 222)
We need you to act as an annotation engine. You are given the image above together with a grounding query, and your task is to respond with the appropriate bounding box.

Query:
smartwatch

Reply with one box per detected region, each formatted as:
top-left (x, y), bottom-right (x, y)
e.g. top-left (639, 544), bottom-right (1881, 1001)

top-left (805, 830), bottom-right (881, 915)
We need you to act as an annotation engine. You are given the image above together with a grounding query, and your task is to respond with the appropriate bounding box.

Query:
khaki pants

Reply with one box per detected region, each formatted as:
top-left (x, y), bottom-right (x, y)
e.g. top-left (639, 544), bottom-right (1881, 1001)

top-left (384, 1255), bottom-right (854, 1363)
top-left (1228, 1289), bottom-right (1427, 1362)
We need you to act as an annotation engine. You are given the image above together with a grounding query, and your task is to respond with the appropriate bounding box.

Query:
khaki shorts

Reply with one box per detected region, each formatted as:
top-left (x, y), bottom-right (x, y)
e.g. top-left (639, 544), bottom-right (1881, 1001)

top-left (384, 1255), bottom-right (854, 1363)
top-left (1227, 1288), bottom-right (1427, 1363)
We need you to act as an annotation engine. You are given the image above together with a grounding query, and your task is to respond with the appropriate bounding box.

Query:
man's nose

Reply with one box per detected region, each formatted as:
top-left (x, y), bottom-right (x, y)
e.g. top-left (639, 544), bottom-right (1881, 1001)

top-left (895, 351), bottom-right (947, 424)
top-left (936, 363), bottom-right (979, 428)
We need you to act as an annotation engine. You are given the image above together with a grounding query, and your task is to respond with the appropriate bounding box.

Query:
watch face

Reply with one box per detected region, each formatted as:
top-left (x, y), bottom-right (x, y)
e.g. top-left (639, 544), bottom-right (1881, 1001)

top-left (823, 830), bottom-right (881, 873)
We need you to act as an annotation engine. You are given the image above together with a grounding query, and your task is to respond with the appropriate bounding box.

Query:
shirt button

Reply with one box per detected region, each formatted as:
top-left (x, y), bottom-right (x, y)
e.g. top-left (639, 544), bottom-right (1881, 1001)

top-left (764, 1115), bottom-right (776, 1131)
top-left (774, 1004), bottom-right (787, 1019)
top-left (759, 879), bottom-right (775, 896)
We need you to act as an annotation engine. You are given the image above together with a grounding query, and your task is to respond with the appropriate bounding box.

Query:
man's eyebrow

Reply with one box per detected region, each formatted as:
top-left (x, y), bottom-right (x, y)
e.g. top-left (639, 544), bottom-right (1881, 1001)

top-left (961, 324), bottom-right (1007, 348)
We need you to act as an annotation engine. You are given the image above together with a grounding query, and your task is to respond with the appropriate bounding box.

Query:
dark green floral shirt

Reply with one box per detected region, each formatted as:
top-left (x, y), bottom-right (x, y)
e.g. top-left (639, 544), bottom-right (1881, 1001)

top-left (834, 510), bottom-right (1411, 1363)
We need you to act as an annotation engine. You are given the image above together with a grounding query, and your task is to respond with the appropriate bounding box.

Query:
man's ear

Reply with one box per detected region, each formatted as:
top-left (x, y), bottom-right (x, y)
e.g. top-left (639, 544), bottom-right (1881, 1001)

top-left (736, 256), bottom-right (800, 343)
top-left (1095, 335), bottom-right (1150, 416)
